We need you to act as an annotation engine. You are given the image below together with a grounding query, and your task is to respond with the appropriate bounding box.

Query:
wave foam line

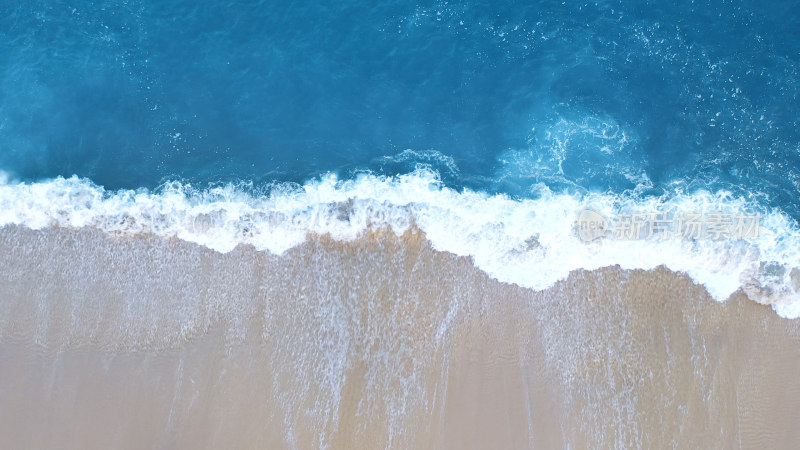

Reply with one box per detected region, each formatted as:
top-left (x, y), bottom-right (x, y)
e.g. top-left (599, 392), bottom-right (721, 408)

top-left (1, 171), bottom-right (799, 318)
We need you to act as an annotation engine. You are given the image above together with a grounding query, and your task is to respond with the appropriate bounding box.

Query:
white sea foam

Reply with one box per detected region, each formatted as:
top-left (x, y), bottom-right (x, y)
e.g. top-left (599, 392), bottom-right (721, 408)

top-left (1, 171), bottom-right (799, 318)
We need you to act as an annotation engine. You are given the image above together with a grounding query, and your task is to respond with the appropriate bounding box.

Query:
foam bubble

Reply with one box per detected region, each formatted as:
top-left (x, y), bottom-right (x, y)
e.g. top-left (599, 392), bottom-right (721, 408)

top-left (1, 171), bottom-right (799, 318)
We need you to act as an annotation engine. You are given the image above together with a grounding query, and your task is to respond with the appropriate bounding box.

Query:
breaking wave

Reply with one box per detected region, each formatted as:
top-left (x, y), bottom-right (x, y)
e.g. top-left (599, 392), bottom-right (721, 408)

top-left (2, 170), bottom-right (799, 318)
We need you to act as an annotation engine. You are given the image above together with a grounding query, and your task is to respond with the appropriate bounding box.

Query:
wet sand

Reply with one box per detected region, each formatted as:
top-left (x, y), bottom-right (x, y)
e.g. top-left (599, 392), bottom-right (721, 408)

top-left (1, 225), bottom-right (799, 448)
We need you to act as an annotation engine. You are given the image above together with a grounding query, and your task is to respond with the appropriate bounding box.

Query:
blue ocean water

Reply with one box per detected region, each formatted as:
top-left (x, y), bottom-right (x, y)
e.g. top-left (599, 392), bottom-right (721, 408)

top-left (2, 0), bottom-right (798, 205)
top-left (2, 1), bottom-right (800, 316)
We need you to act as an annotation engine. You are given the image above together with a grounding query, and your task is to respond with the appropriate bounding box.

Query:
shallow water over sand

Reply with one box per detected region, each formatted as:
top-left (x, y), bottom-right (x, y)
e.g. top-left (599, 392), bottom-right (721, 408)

top-left (1, 226), bottom-right (799, 449)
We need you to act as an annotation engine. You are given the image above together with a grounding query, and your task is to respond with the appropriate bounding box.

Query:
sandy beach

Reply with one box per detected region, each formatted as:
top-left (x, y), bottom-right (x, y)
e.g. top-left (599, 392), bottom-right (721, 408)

top-left (1, 225), bottom-right (799, 449)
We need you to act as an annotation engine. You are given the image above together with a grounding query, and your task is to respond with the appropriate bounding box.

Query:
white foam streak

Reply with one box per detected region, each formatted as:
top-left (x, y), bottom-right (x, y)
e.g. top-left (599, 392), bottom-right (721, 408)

top-left (1, 172), bottom-right (799, 318)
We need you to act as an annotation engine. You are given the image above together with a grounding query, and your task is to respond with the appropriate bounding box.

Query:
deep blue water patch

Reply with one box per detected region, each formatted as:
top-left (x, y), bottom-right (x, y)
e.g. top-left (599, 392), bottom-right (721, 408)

top-left (1, 0), bottom-right (798, 215)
